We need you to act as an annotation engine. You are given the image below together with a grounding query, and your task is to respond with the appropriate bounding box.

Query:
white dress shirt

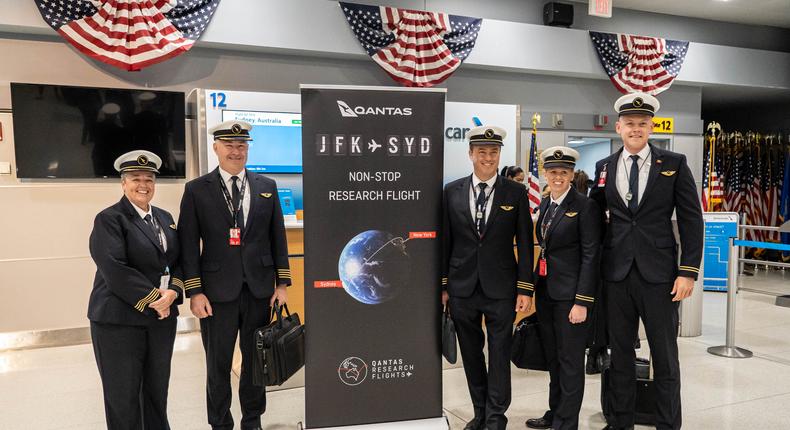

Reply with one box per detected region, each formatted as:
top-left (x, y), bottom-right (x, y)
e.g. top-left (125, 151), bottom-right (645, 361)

top-left (129, 198), bottom-right (168, 252)
top-left (550, 186), bottom-right (571, 207)
top-left (469, 173), bottom-right (497, 222)
top-left (219, 167), bottom-right (251, 227)
top-left (616, 144), bottom-right (652, 205)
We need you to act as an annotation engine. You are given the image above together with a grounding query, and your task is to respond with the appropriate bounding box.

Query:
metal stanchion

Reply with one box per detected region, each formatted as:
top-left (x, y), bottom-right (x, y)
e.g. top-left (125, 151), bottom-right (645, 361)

top-left (708, 238), bottom-right (753, 358)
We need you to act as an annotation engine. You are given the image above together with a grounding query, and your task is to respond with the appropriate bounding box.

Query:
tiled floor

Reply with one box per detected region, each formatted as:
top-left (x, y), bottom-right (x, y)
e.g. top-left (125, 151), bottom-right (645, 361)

top-left (1, 270), bottom-right (789, 429)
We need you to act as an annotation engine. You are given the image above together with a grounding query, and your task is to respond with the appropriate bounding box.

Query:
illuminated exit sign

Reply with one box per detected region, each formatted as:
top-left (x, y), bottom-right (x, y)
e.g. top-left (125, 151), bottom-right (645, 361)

top-left (589, 0), bottom-right (612, 18)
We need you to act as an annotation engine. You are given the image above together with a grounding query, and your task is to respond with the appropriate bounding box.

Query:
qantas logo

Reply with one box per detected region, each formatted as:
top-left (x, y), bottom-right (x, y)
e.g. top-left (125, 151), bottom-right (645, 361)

top-left (337, 100), bottom-right (413, 117)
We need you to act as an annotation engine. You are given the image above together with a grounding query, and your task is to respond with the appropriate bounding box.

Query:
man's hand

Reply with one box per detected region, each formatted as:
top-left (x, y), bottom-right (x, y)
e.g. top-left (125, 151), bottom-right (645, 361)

top-left (568, 304), bottom-right (588, 324)
top-left (149, 290), bottom-right (177, 320)
top-left (190, 293), bottom-right (213, 319)
top-left (441, 290), bottom-right (449, 307)
top-left (515, 294), bottom-right (533, 313)
top-left (270, 284), bottom-right (288, 307)
top-left (671, 276), bottom-right (695, 302)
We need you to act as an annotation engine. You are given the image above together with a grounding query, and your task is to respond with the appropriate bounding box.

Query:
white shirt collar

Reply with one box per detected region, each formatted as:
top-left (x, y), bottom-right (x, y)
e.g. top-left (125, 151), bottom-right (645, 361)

top-left (127, 197), bottom-right (152, 220)
top-left (218, 167), bottom-right (246, 184)
top-left (550, 187), bottom-right (571, 206)
top-left (622, 144), bottom-right (651, 161)
top-left (472, 173), bottom-right (497, 189)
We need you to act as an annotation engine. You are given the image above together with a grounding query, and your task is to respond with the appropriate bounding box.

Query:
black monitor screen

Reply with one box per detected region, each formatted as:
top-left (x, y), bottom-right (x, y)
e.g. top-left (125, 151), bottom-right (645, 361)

top-left (11, 83), bottom-right (186, 178)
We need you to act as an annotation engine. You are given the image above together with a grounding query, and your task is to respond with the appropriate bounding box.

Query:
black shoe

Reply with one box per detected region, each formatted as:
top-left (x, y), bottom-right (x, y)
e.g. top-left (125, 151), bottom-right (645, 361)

top-left (602, 426), bottom-right (634, 430)
top-left (526, 411), bottom-right (552, 429)
top-left (525, 417), bottom-right (552, 429)
top-left (464, 416), bottom-right (485, 430)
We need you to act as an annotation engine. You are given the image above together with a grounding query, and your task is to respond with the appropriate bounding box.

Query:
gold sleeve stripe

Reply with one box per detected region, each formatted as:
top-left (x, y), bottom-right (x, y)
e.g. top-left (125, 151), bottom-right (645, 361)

top-left (517, 281), bottom-right (534, 287)
top-left (184, 278), bottom-right (202, 290)
top-left (171, 278), bottom-right (184, 288)
top-left (135, 289), bottom-right (160, 312)
top-left (575, 294), bottom-right (595, 300)
top-left (517, 285), bottom-right (535, 291)
top-left (576, 295), bottom-right (595, 303)
top-left (679, 266), bottom-right (699, 273)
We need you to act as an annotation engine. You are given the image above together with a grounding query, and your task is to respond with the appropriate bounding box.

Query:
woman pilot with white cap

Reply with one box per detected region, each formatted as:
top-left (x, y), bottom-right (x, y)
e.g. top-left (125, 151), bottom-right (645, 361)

top-left (524, 146), bottom-right (602, 430)
top-left (87, 150), bottom-right (184, 430)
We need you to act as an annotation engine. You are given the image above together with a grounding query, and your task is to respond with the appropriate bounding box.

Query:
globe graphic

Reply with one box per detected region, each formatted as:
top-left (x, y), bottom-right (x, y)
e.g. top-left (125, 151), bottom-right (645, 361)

top-left (338, 230), bottom-right (411, 304)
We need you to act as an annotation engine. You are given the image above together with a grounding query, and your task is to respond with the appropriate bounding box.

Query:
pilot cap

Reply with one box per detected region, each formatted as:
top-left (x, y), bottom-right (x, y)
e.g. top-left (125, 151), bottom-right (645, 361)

top-left (114, 150), bottom-right (161, 174)
top-left (541, 146), bottom-right (579, 170)
top-left (465, 125), bottom-right (506, 146)
top-left (614, 92), bottom-right (660, 117)
top-left (209, 120), bottom-right (253, 141)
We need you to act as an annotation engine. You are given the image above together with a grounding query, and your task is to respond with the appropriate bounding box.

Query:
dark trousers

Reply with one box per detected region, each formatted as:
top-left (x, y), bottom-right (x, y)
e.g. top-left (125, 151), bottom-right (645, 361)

top-left (200, 285), bottom-right (271, 430)
top-left (91, 319), bottom-right (177, 430)
top-left (449, 286), bottom-right (516, 430)
top-left (606, 264), bottom-right (681, 430)
top-left (536, 285), bottom-right (590, 430)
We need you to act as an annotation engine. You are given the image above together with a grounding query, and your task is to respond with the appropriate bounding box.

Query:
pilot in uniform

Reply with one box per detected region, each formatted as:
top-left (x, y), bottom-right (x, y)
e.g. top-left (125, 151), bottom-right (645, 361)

top-left (441, 125), bottom-right (535, 430)
top-left (88, 150), bottom-right (184, 430)
top-left (589, 93), bottom-right (703, 430)
top-left (525, 147), bottom-right (601, 430)
top-left (178, 120), bottom-right (291, 430)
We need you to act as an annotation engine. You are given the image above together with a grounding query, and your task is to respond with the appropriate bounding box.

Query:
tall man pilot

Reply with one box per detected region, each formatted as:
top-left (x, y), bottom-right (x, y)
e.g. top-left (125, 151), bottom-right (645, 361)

top-left (590, 93), bottom-right (703, 430)
top-left (441, 125), bottom-right (534, 430)
top-left (178, 120), bottom-right (292, 430)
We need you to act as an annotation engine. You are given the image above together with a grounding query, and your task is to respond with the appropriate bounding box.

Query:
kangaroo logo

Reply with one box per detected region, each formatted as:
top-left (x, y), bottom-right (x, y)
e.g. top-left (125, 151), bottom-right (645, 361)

top-left (337, 100), bottom-right (358, 118)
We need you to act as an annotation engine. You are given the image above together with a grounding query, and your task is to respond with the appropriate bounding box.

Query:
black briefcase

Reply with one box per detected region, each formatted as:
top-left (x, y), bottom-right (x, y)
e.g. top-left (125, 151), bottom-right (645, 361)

top-left (253, 302), bottom-right (305, 387)
top-left (600, 354), bottom-right (656, 426)
top-left (511, 314), bottom-right (548, 371)
top-left (441, 305), bottom-right (458, 364)
top-left (635, 356), bottom-right (656, 425)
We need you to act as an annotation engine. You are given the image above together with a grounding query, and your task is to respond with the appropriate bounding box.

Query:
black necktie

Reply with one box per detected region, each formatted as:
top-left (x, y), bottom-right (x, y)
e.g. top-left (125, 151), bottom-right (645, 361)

top-left (541, 202), bottom-right (558, 239)
top-left (628, 154), bottom-right (640, 213)
top-left (231, 176), bottom-right (244, 229)
top-left (475, 182), bottom-right (488, 234)
top-left (143, 214), bottom-right (162, 248)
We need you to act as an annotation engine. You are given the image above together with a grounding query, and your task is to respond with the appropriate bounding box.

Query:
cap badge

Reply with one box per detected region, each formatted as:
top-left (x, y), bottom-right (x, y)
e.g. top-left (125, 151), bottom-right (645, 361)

top-left (484, 129), bottom-right (495, 139)
top-left (633, 97), bottom-right (644, 107)
top-left (137, 155), bottom-right (149, 165)
top-left (553, 150), bottom-right (563, 159)
top-left (231, 123), bottom-right (242, 134)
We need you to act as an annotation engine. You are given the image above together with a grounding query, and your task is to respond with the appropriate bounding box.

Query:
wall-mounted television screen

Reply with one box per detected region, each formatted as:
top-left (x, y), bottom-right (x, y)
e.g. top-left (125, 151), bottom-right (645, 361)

top-left (10, 83), bottom-right (186, 178)
top-left (221, 109), bottom-right (302, 174)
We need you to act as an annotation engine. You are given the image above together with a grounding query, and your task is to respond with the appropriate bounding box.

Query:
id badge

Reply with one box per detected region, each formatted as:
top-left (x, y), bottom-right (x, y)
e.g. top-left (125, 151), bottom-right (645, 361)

top-left (159, 274), bottom-right (170, 290)
top-left (597, 170), bottom-right (607, 187)
top-left (229, 228), bottom-right (241, 246)
top-left (538, 258), bottom-right (547, 276)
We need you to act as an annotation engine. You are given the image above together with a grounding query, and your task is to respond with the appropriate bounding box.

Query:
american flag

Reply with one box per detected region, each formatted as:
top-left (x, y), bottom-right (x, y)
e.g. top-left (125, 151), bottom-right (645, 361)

top-left (589, 31), bottom-right (689, 95)
top-left (723, 133), bottom-right (745, 214)
top-left (34, 0), bottom-right (221, 71)
top-left (339, 2), bottom-right (482, 87)
top-left (527, 124), bottom-right (541, 212)
top-left (701, 134), bottom-right (723, 211)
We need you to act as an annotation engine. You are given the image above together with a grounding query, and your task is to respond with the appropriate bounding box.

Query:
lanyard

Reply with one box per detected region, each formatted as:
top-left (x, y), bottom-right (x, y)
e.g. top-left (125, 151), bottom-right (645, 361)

top-left (540, 202), bottom-right (561, 249)
top-left (219, 172), bottom-right (248, 228)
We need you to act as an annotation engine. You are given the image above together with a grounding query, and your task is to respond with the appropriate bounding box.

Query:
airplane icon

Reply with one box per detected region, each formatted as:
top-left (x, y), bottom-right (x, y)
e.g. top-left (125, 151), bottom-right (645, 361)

top-left (368, 139), bottom-right (381, 152)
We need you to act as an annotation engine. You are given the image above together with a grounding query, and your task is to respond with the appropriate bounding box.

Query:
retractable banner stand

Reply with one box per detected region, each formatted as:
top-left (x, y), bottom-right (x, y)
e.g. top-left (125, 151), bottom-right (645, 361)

top-left (301, 85), bottom-right (446, 428)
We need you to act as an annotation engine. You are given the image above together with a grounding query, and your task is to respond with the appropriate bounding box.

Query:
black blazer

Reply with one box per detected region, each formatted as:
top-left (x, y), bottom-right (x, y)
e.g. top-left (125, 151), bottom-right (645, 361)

top-left (442, 175), bottom-right (535, 299)
top-left (534, 188), bottom-right (601, 307)
top-left (590, 144), bottom-right (703, 283)
top-left (88, 197), bottom-right (183, 326)
top-left (178, 168), bottom-right (291, 303)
